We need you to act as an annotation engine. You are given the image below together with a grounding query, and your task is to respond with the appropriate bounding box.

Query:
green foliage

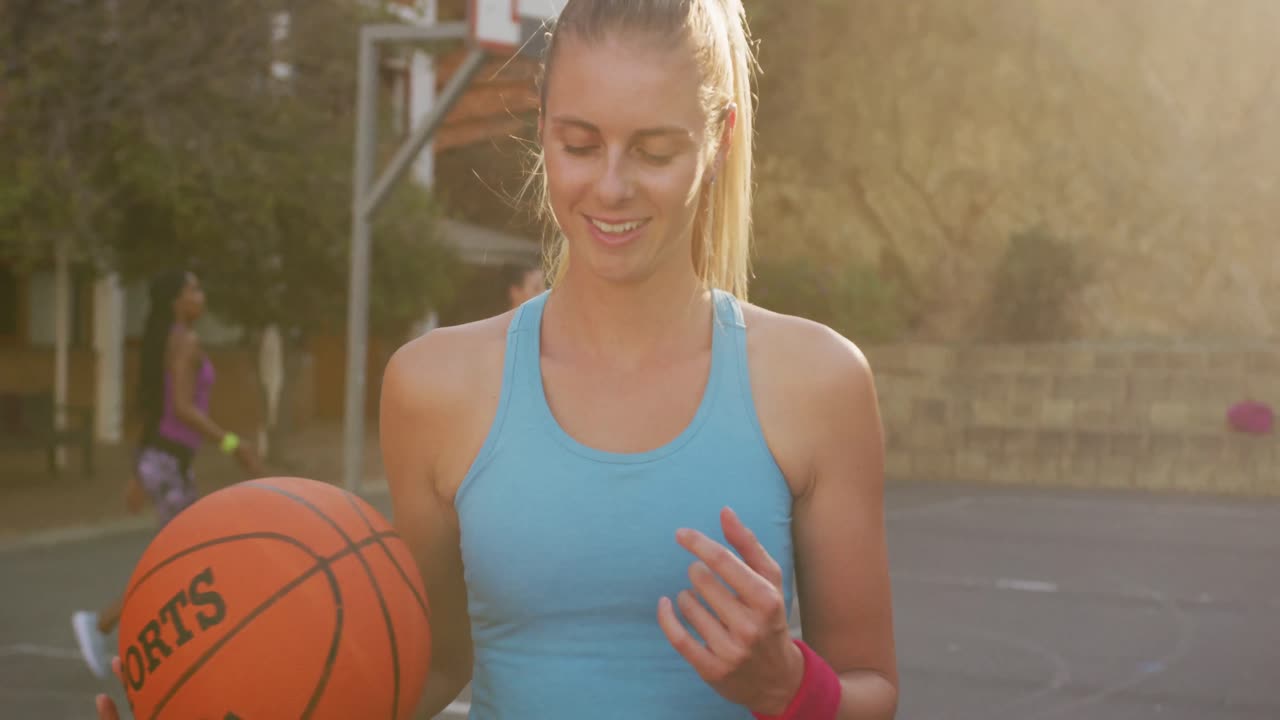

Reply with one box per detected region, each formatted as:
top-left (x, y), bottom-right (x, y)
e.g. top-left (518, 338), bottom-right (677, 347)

top-left (983, 227), bottom-right (1090, 341)
top-left (750, 153), bottom-right (914, 343)
top-left (370, 186), bottom-right (461, 336)
top-left (0, 0), bottom-right (455, 338)
top-left (752, 253), bottom-right (907, 343)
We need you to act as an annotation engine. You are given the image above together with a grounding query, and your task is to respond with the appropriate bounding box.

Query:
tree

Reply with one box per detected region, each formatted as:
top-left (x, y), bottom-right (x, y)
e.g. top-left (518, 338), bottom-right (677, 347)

top-left (1, 0), bottom-right (462, 454)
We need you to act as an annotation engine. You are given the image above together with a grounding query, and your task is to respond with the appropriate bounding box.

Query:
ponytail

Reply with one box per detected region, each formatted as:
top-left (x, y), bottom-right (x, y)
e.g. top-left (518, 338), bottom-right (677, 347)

top-left (137, 271), bottom-right (187, 440)
top-left (693, 0), bottom-right (754, 299)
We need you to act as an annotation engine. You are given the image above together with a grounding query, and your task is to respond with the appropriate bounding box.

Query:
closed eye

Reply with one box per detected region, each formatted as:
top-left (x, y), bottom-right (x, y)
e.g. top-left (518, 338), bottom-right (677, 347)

top-left (637, 148), bottom-right (675, 165)
top-left (564, 145), bottom-right (598, 156)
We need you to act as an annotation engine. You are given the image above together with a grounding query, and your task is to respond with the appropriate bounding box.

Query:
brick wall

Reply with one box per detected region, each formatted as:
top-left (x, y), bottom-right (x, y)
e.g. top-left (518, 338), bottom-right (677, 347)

top-left (867, 344), bottom-right (1280, 497)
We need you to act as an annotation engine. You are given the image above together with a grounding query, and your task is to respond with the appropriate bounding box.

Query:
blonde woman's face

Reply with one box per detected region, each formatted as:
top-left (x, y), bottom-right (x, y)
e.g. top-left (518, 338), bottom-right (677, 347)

top-left (541, 33), bottom-right (713, 286)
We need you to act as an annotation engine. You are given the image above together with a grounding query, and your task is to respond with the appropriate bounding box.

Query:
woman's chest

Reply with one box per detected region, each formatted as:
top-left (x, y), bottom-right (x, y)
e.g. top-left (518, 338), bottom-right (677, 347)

top-left (457, 451), bottom-right (795, 633)
top-left (540, 352), bottom-right (711, 455)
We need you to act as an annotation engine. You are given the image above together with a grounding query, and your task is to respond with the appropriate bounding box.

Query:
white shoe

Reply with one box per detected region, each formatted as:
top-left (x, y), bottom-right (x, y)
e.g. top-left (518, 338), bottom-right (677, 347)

top-left (71, 611), bottom-right (111, 679)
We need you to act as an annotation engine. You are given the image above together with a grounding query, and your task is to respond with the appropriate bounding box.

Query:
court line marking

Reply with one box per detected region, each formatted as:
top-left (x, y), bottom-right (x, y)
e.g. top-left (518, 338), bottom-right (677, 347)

top-left (973, 494), bottom-right (1280, 520)
top-left (8, 481), bottom-right (1273, 554)
top-left (934, 622), bottom-right (1073, 720)
top-left (0, 644), bottom-right (84, 660)
top-left (894, 571), bottom-right (1063, 595)
top-left (0, 485), bottom-right (392, 554)
top-left (1026, 576), bottom-right (1195, 720)
top-left (0, 517), bottom-right (155, 554)
top-left (0, 486), bottom-right (976, 555)
top-left (994, 578), bottom-right (1060, 594)
top-left (0, 685), bottom-right (90, 700)
top-left (0, 484), bottom-right (1233, 717)
top-left (892, 569), bottom-right (1280, 611)
top-left (886, 496), bottom-right (975, 518)
top-left (0, 644), bottom-right (474, 718)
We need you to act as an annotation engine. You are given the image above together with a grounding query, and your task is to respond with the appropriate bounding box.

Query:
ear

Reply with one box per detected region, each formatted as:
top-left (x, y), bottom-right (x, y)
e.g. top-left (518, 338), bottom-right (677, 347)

top-left (707, 103), bottom-right (737, 185)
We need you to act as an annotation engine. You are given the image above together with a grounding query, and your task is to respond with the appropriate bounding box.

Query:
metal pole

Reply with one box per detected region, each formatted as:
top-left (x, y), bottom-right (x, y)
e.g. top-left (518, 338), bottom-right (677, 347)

top-left (53, 237), bottom-right (71, 470)
top-left (92, 273), bottom-right (125, 444)
top-left (342, 30), bottom-right (379, 492)
top-left (367, 21), bottom-right (467, 43)
top-left (362, 47), bottom-right (488, 218)
top-left (341, 22), bottom-right (481, 493)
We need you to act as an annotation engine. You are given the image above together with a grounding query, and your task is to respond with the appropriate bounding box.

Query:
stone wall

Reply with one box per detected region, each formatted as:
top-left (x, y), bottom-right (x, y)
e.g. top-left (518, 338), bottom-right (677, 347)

top-left (868, 344), bottom-right (1280, 496)
top-left (751, 1), bottom-right (1280, 341)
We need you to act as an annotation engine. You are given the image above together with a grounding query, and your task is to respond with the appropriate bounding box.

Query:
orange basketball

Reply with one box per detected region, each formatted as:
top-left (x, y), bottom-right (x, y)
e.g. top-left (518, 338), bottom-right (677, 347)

top-left (117, 476), bottom-right (431, 719)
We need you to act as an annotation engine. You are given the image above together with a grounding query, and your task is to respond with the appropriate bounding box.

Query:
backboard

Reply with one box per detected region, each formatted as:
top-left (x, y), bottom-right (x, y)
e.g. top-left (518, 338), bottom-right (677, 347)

top-left (471, 0), bottom-right (560, 56)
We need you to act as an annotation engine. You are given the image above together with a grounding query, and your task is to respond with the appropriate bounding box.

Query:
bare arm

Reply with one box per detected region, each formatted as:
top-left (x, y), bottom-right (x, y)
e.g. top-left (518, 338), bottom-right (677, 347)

top-left (380, 339), bottom-right (474, 714)
top-left (667, 308), bottom-right (899, 717)
top-left (167, 330), bottom-right (229, 442)
top-left (793, 335), bottom-right (899, 718)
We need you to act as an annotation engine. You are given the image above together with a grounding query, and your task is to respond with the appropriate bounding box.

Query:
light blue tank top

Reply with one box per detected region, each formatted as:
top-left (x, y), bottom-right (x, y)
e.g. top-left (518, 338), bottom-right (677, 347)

top-left (455, 290), bottom-right (795, 720)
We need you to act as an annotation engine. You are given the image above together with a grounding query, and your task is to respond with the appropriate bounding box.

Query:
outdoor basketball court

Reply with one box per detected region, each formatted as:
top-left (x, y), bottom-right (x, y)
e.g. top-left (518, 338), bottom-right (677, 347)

top-left (2, 481), bottom-right (1277, 719)
top-left (6, 1), bottom-right (1277, 717)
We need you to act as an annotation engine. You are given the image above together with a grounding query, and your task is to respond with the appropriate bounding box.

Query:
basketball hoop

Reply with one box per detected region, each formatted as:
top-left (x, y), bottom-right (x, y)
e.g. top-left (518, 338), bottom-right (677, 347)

top-left (470, 0), bottom-right (560, 57)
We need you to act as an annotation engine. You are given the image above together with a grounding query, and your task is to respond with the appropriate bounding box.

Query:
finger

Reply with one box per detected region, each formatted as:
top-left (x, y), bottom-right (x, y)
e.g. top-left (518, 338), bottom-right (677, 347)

top-left (675, 590), bottom-right (746, 664)
top-left (688, 561), bottom-right (755, 636)
top-left (676, 529), bottom-right (776, 610)
top-left (657, 596), bottom-right (730, 680)
top-left (96, 694), bottom-right (120, 720)
top-left (112, 656), bottom-right (123, 684)
top-left (720, 507), bottom-right (784, 588)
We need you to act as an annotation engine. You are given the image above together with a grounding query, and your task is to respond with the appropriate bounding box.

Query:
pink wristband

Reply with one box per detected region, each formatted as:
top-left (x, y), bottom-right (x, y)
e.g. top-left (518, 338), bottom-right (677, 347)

top-left (752, 639), bottom-right (841, 720)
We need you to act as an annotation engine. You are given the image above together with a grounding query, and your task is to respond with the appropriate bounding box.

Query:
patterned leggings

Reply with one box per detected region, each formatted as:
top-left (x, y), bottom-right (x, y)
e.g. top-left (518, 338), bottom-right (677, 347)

top-left (136, 446), bottom-right (199, 527)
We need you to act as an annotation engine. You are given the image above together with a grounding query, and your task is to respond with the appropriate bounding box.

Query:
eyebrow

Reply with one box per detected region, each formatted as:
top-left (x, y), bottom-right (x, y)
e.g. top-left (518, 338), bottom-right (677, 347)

top-left (549, 115), bottom-right (693, 141)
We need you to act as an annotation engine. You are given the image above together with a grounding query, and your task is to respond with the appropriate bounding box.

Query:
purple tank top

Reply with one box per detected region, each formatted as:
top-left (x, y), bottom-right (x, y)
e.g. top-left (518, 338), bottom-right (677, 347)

top-left (156, 334), bottom-right (216, 450)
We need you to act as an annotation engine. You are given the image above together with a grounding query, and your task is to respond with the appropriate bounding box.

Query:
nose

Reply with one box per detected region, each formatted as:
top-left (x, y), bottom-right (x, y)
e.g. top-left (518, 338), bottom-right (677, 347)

top-left (594, 151), bottom-right (635, 207)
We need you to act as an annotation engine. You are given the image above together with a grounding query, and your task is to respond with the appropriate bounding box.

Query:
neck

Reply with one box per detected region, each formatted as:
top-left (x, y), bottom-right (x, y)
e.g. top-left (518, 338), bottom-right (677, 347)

top-left (546, 263), bottom-right (711, 368)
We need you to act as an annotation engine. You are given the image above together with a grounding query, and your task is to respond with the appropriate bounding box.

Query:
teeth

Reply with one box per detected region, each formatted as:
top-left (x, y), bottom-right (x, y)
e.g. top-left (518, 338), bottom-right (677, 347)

top-left (590, 218), bottom-right (645, 233)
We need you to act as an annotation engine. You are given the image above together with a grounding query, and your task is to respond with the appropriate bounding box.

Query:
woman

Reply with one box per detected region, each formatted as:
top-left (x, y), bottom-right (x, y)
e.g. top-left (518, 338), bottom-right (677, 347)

top-left (76, 270), bottom-right (265, 681)
top-left (98, 1), bottom-right (897, 717)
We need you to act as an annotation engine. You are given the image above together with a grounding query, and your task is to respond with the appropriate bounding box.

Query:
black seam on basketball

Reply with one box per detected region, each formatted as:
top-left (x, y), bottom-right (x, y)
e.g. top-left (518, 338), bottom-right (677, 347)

top-left (302, 534), bottom-right (393, 720)
top-left (124, 533), bottom-right (322, 606)
top-left (300, 563), bottom-right (346, 720)
top-left (144, 538), bottom-right (401, 719)
top-left (344, 493), bottom-right (430, 621)
top-left (142, 532), bottom-right (393, 718)
top-left (246, 482), bottom-right (402, 720)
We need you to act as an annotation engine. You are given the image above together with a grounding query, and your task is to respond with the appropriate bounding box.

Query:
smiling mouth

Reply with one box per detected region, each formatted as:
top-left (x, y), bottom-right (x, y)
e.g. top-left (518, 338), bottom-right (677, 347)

top-left (588, 216), bottom-right (650, 234)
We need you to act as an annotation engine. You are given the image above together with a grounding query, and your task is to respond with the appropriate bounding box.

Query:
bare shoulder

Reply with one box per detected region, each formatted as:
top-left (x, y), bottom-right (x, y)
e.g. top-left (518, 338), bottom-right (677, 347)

top-left (381, 312), bottom-right (515, 500)
top-left (384, 312), bottom-right (512, 402)
top-left (739, 302), bottom-right (874, 399)
top-left (738, 302), bottom-right (879, 497)
top-left (167, 326), bottom-right (202, 364)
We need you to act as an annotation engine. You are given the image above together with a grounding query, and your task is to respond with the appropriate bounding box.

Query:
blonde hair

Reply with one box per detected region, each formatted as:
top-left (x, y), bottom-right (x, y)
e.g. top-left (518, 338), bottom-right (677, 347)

top-left (525, 0), bottom-right (758, 299)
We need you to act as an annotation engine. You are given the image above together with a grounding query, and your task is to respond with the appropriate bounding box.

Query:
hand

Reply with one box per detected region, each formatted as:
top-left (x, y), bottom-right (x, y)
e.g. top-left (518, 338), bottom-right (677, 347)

top-left (234, 443), bottom-right (269, 479)
top-left (94, 656), bottom-right (124, 720)
top-left (124, 476), bottom-right (146, 515)
top-left (657, 507), bottom-right (805, 715)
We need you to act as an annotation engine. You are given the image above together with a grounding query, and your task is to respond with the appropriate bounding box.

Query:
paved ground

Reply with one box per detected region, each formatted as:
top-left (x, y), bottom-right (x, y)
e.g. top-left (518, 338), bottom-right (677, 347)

top-left (0, 424), bottom-right (385, 541)
top-left (1, 481), bottom-right (1277, 719)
